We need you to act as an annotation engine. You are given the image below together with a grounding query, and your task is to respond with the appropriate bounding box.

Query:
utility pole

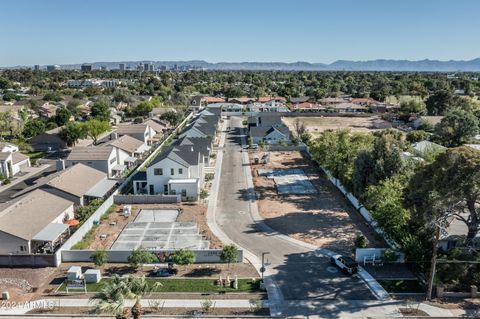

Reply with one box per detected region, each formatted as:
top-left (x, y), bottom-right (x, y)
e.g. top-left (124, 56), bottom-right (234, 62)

top-left (426, 225), bottom-right (440, 300)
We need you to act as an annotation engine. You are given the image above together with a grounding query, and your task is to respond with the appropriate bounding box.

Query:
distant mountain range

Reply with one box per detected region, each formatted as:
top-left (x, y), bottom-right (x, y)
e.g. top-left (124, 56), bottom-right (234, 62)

top-left (5, 58), bottom-right (480, 71)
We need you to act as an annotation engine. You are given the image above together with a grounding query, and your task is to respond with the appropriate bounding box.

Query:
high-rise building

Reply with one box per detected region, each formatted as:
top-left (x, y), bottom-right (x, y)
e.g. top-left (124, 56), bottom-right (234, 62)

top-left (81, 64), bottom-right (93, 72)
top-left (144, 62), bottom-right (152, 72)
top-left (46, 65), bottom-right (60, 71)
top-left (119, 63), bottom-right (126, 71)
top-left (34, 65), bottom-right (40, 71)
top-left (160, 65), bottom-right (167, 71)
top-left (100, 66), bottom-right (107, 71)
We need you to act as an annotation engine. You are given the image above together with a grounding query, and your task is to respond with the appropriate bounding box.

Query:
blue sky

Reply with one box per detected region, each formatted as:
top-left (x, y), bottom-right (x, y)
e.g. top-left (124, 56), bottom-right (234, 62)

top-left (1, 0), bottom-right (479, 66)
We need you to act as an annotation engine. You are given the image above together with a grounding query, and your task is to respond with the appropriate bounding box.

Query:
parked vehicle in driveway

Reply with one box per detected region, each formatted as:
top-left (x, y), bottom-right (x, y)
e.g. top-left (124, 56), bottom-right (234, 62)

top-left (330, 255), bottom-right (359, 275)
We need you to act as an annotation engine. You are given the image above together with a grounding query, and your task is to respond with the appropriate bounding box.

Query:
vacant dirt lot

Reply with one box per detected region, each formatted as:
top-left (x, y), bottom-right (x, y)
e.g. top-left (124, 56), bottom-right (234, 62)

top-left (88, 203), bottom-right (222, 250)
top-left (250, 151), bottom-right (385, 255)
top-left (283, 115), bottom-right (391, 134)
top-left (0, 267), bottom-right (62, 302)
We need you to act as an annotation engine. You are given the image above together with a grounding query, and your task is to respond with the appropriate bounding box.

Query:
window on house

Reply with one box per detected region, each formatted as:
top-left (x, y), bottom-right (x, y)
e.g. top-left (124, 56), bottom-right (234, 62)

top-left (154, 168), bottom-right (163, 175)
top-left (181, 189), bottom-right (187, 197)
top-left (171, 168), bottom-right (174, 175)
top-left (179, 168), bottom-right (183, 174)
top-left (110, 157), bottom-right (117, 164)
top-left (20, 246), bottom-right (24, 251)
top-left (164, 185), bottom-right (168, 195)
top-left (171, 189), bottom-right (176, 195)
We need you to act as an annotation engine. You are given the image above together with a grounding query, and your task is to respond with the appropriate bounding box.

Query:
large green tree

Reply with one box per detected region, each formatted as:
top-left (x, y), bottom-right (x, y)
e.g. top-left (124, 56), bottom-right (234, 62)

top-left (409, 147), bottom-right (480, 245)
top-left (434, 110), bottom-right (479, 147)
top-left (90, 100), bottom-right (111, 121)
top-left (83, 119), bottom-right (111, 145)
top-left (426, 90), bottom-right (456, 115)
top-left (59, 122), bottom-right (86, 147)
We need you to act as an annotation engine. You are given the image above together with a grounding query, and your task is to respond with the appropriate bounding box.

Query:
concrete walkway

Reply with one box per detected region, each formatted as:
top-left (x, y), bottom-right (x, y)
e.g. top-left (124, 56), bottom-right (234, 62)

top-left (0, 297), bottom-right (462, 318)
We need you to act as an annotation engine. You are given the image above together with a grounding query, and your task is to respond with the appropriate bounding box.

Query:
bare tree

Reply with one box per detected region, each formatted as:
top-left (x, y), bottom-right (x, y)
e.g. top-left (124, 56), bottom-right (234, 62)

top-left (293, 118), bottom-right (307, 137)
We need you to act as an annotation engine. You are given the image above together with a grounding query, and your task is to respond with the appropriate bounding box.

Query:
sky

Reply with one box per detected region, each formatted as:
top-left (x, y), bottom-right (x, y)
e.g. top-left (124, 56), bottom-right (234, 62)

top-left (1, 0), bottom-right (479, 66)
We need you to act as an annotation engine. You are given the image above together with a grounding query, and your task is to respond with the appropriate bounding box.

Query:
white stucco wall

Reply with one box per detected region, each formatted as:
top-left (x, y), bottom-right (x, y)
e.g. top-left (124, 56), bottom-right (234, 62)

top-left (146, 158), bottom-right (189, 194)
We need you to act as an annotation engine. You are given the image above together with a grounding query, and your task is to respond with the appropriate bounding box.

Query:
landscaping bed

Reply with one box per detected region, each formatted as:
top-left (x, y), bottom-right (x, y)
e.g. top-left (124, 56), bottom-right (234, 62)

top-left (378, 279), bottom-right (425, 293)
top-left (57, 278), bottom-right (262, 293)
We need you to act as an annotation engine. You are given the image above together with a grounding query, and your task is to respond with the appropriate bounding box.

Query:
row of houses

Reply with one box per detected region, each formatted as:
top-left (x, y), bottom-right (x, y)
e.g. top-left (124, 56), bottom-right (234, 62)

top-left (63, 118), bottom-right (169, 178)
top-left (0, 163), bottom-right (117, 255)
top-left (132, 109), bottom-right (220, 200)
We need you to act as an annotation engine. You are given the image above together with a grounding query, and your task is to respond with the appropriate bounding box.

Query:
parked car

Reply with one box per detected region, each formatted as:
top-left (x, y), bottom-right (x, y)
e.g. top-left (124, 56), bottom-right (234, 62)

top-left (150, 264), bottom-right (178, 277)
top-left (250, 144), bottom-right (259, 149)
top-left (330, 255), bottom-right (358, 275)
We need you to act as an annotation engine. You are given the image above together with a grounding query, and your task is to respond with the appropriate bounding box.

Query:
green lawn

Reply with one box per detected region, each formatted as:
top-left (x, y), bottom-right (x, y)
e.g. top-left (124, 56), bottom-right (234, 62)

top-left (378, 280), bottom-right (425, 293)
top-left (24, 151), bottom-right (45, 165)
top-left (58, 278), bottom-right (261, 293)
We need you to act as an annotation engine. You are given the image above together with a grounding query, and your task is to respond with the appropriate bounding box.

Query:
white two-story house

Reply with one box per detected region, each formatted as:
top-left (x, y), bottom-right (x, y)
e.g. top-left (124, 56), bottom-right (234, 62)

top-left (66, 145), bottom-right (130, 178)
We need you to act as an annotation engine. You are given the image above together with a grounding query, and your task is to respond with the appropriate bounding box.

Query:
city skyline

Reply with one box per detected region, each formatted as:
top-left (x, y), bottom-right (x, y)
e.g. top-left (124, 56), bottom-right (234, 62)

top-left (1, 0), bottom-right (479, 66)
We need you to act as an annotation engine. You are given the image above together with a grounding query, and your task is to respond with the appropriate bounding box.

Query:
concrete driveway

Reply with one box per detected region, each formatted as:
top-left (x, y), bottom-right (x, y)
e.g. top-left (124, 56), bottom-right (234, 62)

top-left (215, 117), bottom-right (375, 310)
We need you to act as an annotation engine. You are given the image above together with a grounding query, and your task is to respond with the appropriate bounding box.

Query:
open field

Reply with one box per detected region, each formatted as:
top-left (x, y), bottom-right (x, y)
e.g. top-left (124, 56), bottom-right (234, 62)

top-left (283, 115), bottom-right (391, 134)
top-left (86, 203), bottom-right (223, 250)
top-left (250, 150), bottom-right (385, 255)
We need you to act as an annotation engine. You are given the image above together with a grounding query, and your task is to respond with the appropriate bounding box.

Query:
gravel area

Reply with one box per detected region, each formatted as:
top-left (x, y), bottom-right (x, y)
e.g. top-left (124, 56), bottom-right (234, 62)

top-left (87, 203), bottom-right (223, 250)
top-left (250, 150), bottom-right (385, 255)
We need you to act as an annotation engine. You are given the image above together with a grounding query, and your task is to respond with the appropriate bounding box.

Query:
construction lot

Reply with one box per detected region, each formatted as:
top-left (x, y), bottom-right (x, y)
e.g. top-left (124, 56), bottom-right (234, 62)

top-left (283, 115), bottom-right (391, 135)
top-left (250, 150), bottom-right (384, 255)
top-left (88, 203), bottom-right (223, 250)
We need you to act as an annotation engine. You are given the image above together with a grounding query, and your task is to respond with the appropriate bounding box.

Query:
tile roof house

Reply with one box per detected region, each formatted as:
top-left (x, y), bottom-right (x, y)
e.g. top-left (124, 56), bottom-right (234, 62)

top-left (66, 145), bottom-right (130, 178)
top-left (116, 122), bottom-right (158, 145)
top-left (0, 189), bottom-right (74, 254)
top-left (42, 163), bottom-right (115, 206)
top-left (107, 135), bottom-right (149, 159)
top-left (38, 102), bottom-right (58, 118)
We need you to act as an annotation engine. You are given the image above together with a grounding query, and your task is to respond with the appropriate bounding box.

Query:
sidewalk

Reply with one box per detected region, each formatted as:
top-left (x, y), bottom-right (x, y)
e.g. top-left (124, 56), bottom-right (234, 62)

top-left (0, 164), bottom-right (50, 194)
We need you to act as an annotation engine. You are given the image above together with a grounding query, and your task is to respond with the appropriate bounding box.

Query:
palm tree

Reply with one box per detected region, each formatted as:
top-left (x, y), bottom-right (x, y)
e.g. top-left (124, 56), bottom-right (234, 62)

top-left (90, 275), bottom-right (129, 319)
top-left (126, 276), bottom-right (162, 319)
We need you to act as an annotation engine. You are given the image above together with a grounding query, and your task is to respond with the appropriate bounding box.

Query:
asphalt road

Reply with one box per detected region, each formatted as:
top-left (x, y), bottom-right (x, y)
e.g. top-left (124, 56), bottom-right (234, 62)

top-left (215, 116), bottom-right (374, 305)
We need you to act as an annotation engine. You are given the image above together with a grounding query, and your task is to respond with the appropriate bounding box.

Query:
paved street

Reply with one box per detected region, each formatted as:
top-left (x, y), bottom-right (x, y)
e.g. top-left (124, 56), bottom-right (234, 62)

top-left (215, 117), bottom-right (375, 315)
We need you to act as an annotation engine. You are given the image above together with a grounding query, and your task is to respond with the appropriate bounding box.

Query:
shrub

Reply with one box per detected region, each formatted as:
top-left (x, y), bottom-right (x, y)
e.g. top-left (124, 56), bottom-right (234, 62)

top-left (199, 188), bottom-right (209, 199)
top-left (204, 173), bottom-right (214, 182)
top-left (90, 249), bottom-right (108, 267)
top-left (173, 249), bottom-right (196, 270)
top-left (128, 247), bottom-right (157, 270)
top-left (220, 244), bottom-right (239, 269)
top-left (354, 234), bottom-right (369, 248)
top-left (382, 248), bottom-right (398, 263)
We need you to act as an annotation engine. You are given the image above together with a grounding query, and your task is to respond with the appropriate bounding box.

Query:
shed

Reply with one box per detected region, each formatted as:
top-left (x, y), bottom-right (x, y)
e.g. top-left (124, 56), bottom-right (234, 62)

top-left (67, 266), bottom-right (82, 280)
top-left (84, 269), bottom-right (102, 283)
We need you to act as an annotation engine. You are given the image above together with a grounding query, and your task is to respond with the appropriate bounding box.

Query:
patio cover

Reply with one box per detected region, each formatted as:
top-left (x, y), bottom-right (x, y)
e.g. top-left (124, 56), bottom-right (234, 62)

top-left (32, 223), bottom-right (69, 242)
top-left (85, 179), bottom-right (118, 198)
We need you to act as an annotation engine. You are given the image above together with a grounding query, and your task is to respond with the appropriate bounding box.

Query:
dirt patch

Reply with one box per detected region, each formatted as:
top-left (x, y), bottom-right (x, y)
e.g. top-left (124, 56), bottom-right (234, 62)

top-left (0, 267), bottom-right (61, 302)
top-left (250, 150), bottom-right (385, 255)
top-left (29, 306), bottom-right (270, 316)
top-left (283, 116), bottom-right (391, 134)
top-left (87, 203), bottom-right (222, 250)
top-left (398, 307), bottom-right (430, 316)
